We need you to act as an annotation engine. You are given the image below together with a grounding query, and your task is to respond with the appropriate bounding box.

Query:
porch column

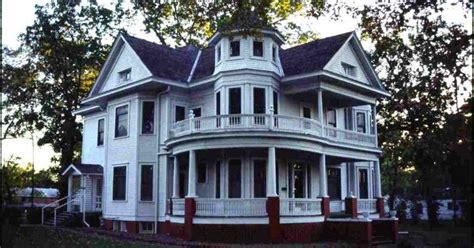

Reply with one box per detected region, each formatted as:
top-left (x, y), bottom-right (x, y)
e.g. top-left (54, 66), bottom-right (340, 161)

top-left (317, 89), bottom-right (324, 124)
top-left (319, 153), bottom-right (330, 218)
top-left (372, 104), bottom-right (378, 147)
top-left (187, 150), bottom-right (196, 197)
top-left (374, 160), bottom-right (382, 198)
top-left (172, 156), bottom-right (180, 198)
top-left (266, 147), bottom-right (278, 197)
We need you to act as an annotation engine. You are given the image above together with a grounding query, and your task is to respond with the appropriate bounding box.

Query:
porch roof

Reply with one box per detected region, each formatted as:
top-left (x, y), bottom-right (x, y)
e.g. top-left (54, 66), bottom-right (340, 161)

top-left (62, 163), bottom-right (103, 176)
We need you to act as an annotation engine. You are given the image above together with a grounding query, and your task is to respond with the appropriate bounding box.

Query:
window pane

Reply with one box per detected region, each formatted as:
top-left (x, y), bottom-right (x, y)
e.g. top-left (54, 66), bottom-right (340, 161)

top-left (175, 106), bottom-right (185, 122)
top-left (97, 119), bottom-right (104, 146)
top-left (328, 109), bottom-right (336, 127)
top-left (358, 169), bottom-right (368, 199)
top-left (253, 41), bottom-right (263, 57)
top-left (272, 46), bottom-right (276, 61)
top-left (215, 162), bottom-right (221, 198)
top-left (142, 102), bottom-right (154, 134)
top-left (197, 163), bottom-right (206, 183)
top-left (230, 41), bottom-right (240, 57)
top-left (216, 92), bottom-right (221, 115)
top-left (273, 91), bottom-right (278, 114)
top-left (303, 107), bottom-right (311, 119)
top-left (253, 88), bottom-right (266, 114)
top-left (113, 166), bottom-right (126, 200)
top-left (115, 106), bottom-right (128, 137)
top-left (229, 88), bottom-right (241, 114)
top-left (140, 165), bottom-right (153, 201)
top-left (357, 113), bottom-right (366, 133)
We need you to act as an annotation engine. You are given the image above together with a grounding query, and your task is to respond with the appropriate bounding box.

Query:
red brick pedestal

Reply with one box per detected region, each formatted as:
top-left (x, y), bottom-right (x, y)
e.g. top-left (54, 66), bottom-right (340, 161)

top-left (321, 197), bottom-right (330, 218)
top-left (184, 197), bottom-right (196, 240)
top-left (267, 196), bottom-right (281, 243)
top-left (376, 197), bottom-right (385, 218)
top-left (345, 197), bottom-right (358, 218)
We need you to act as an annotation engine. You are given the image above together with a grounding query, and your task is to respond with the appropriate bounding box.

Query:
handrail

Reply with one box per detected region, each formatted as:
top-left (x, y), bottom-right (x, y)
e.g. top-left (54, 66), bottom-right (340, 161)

top-left (41, 196), bottom-right (68, 225)
top-left (53, 197), bottom-right (78, 226)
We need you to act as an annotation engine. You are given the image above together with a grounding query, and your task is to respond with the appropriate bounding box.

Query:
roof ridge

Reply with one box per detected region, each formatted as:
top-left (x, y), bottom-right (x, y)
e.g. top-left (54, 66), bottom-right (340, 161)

top-left (282, 31), bottom-right (354, 51)
top-left (123, 33), bottom-right (200, 53)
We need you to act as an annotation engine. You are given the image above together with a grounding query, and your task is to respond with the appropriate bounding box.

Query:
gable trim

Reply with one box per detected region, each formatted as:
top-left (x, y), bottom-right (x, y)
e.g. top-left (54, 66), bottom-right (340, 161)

top-left (62, 164), bottom-right (82, 176)
top-left (187, 50), bottom-right (202, 82)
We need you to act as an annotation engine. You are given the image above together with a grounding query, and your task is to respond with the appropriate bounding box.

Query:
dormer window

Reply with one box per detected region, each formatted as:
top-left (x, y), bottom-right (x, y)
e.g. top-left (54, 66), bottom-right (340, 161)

top-left (253, 41), bottom-right (263, 57)
top-left (216, 45), bottom-right (222, 62)
top-left (119, 69), bottom-right (131, 83)
top-left (342, 63), bottom-right (356, 76)
top-left (230, 40), bottom-right (240, 57)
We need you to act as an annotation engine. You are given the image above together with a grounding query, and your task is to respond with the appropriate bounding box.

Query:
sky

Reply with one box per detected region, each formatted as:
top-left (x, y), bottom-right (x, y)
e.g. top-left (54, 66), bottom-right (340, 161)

top-left (1, 0), bottom-right (472, 170)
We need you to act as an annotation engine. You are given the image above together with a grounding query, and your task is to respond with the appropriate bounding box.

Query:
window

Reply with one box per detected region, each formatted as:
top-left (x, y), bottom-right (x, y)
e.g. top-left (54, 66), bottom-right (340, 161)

top-left (142, 101), bottom-right (154, 134)
top-left (342, 63), bottom-right (355, 76)
top-left (253, 160), bottom-right (266, 198)
top-left (358, 169), bottom-right (368, 199)
top-left (140, 222), bottom-right (154, 233)
top-left (191, 107), bottom-right (201, 118)
top-left (327, 109), bottom-right (336, 127)
top-left (197, 162), bottom-right (207, 183)
top-left (119, 69), bottom-right (131, 83)
top-left (115, 105), bottom-right (128, 138)
top-left (327, 167), bottom-right (341, 200)
top-left (230, 40), bottom-right (240, 57)
top-left (97, 119), bottom-right (105, 146)
top-left (113, 166), bottom-right (126, 201)
top-left (175, 106), bottom-right (185, 122)
top-left (228, 88), bottom-right (241, 114)
top-left (273, 91), bottom-right (278, 114)
top-left (216, 92), bottom-right (221, 115)
top-left (228, 159), bottom-right (242, 198)
top-left (216, 45), bottom-right (222, 62)
top-left (356, 112), bottom-right (366, 133)
top-left (253, 41), bottom-right (263, 57)
top-left (215, 161), bottom-right (221, 198)
top-left (253, 88), bottom-right (266, 114)
top-left (303, 107), bottom-right (311, 119)
top-left (140, 165), bottom-right (153, 201)
top-left (272, 45), bottom-right (277, 62)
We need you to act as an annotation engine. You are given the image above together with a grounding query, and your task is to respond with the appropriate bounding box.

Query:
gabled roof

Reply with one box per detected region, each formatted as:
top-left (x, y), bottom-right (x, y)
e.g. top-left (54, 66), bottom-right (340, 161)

top-left (280, 32), bottom-right (353, 76)
top-left (123, 34), bottom-right (199, 82)
top-left (62, 163), bottom-right (103, 176)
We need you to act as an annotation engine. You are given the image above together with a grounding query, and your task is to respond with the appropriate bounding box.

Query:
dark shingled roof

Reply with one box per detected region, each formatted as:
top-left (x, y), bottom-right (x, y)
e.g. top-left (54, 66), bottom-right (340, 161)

top-left (121, 31), bottom-right (353, 82)
top-left (74, 164), bottom-right (103, 174)
top-left (192, 46), bottom-right (215, 80)
top-left (123, 34), bottom-right (199, 82)
top-left (280, 31), bottom-right (353, 76)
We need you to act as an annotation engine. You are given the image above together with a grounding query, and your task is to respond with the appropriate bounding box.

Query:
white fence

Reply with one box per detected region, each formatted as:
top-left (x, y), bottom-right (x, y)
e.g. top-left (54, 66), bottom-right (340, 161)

top-left (195, 198), bottom-right (268, 217)
top-left (171, 198), bottom-right (185, 216)
top-left (171, 114), bottom-right (375, 147)
top-left (280, 198), bottom-right (322, 216)
top-left (358, 199), bottom-right (377, 213)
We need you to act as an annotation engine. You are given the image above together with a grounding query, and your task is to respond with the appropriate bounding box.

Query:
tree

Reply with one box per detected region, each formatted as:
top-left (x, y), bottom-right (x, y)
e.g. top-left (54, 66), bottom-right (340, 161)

top-left (2, 1), bottom-right (125, 167)
top-left (344, 1), bottom-right (472, 207)
top-left (1, 157), bottom-right (28, 204)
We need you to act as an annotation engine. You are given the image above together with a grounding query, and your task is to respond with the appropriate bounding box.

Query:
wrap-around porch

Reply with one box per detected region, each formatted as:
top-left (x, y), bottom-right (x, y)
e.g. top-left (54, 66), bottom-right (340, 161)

top-left (168, 148), bottom-right (383, 221)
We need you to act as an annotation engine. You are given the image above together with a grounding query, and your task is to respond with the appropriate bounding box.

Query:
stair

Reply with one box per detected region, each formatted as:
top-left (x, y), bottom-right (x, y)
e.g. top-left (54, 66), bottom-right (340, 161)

top-left (44, 212), bottom-right (77, 226)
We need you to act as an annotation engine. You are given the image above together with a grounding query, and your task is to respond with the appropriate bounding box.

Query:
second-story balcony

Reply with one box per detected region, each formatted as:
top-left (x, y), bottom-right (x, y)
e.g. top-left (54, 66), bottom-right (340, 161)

top-left (170, 114), bottom-right (376, 148)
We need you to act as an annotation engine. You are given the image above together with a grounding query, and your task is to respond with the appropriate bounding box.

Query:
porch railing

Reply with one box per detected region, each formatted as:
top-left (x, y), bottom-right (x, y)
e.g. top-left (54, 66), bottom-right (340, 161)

top-left (280, 198), bottom-right (322, 216)
top-left (171, 198), bottom-right (185, 216)
top-left (357, 199), bottom-right (377, 213)
top-left (170, 114), bottom-right (376, 147)
top-left (195, 198), bottom-right (267, 217)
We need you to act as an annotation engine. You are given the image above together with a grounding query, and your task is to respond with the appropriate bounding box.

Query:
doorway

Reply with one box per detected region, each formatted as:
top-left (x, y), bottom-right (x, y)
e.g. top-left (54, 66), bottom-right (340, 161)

top-left (288, 162), bottom-right (310, 198)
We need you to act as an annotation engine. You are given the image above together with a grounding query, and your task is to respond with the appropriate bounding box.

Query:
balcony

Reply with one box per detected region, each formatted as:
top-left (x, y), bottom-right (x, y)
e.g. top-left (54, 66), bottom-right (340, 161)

top-left (170, 114), bottom-right (376, 148)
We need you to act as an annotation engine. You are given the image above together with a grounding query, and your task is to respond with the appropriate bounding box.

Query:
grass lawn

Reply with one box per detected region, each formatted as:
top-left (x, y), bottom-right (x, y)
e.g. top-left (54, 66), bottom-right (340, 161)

top-left (2, 224), bottom-right (171, 248)
top-left (397, 220), bottom-right (472, 247)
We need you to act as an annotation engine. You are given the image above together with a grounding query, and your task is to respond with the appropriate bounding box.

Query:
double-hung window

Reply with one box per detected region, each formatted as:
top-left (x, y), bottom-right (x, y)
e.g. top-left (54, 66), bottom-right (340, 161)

top-left (142, 101), bottom-right (155, 134)
top-left (356, 112), bottom-right (366, 133)
top-left (140, 165), bottom-right (153, 201)
top-left (327, 109), bottom-right (337, 127)
top-left (253, 41), bottom-right (263, 57)
top-left (113, 166), bottom-right (126, 201)
top-left (115, 105), bottom-right (128, 138)
top-left (230, 40), bottom-right (240, 57)
top-left (97, 119), bottom-right (105, 146)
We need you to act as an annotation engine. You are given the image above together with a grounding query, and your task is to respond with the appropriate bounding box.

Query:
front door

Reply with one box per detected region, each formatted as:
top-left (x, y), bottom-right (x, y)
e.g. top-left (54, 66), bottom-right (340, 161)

top-left (228, 159), bottom-right (242, 198)
top-left (288, 162), bottom-right (310, 198)
top-left (94, 178), bottom-right (103, 211)
top-left (358, 168), bottom-right (369, 199)
top-left (71, 175), bottom-right (82, 212)
top-left (327, 167), bottom-right (341, 200)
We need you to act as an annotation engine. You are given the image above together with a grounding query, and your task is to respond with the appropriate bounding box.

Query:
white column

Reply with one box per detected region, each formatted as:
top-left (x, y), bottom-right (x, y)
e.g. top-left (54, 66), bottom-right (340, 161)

top-left (374, 160), bottom-right (382, 198)
top-left (318, 154), bottom-right (328, 197)
top-left (266, 147), bottom-right (278, 197)
top-left (187, 150), bottom-right (197, 197)
top-left (317, 89), bottom-right (324, 122)
top-left (372, 104), bottom-right (378, 147)
top-left (172, 156), bottom-right (180, 198)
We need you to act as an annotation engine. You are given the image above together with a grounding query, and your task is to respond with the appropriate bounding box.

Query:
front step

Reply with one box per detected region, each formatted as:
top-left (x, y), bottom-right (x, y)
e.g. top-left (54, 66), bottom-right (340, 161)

top-left (44, 212), bottom-right (77, 226)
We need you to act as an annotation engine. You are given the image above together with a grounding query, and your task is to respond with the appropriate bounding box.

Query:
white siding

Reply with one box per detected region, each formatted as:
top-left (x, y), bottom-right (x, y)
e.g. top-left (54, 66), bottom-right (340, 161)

top-left (325, 43), bottom-right (371, 85)
top-left (82, 112), bottom-right (106, 166)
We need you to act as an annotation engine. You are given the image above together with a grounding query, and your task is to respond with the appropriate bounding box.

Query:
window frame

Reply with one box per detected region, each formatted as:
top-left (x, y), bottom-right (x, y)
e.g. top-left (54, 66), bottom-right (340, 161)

top-left (229, 39), bottom-right (241, 57)
top-left (341, 62), bottom-right (356, 77)
top-left (327, 109), bottom-right (337, 127)
top-left (97, 118), bottom-right (105, 146)
top-left (174, 105), bottom-right (186, 123)
top-left (356, 111), bottom-right (367, 133)
top-left (228, 86), bottom-right (242, 115)
top-left (112, 164), bottom-right (127, 201)
top-left (114, 104), bottom-right (129, 138)
top-left (119, 68), bottom-right (132, 83)
top-left (252, 86), bottom-right (266, 114)
top-left (139, 164), bottom-right (154, 202)
top-left (141, 101), bottom-right (155, 135)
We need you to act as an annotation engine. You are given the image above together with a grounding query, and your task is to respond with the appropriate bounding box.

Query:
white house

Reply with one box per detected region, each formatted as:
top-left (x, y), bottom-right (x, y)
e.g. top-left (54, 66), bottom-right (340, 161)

top-left (62, 27), bottom-right (397, 243)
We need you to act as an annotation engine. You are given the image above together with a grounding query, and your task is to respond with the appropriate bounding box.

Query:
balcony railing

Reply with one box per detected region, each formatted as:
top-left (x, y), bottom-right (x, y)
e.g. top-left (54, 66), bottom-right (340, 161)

top-left (194, 198), bottom-right (267, 217)
top-left (171, 198), bottom-right (185, 216)
top-left (170, 114), bottom-right (376, 147)
top-left (280, 198), bottom-right (322, 216)
top-left (357, 199), bottom-right (377, 213)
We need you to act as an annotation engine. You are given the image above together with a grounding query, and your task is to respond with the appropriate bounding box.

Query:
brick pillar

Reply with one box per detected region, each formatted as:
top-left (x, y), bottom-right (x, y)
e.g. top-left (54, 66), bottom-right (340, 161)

top-left (126, 221), bottom-right (139, 233)
top-left (104, 219), bottom-right (113, 230)
top-left (266, 196), bottom-right (281, 242)
top-left (345, 197), bottom-right (358, 218)
top-left (376, 197), bottom-right (385, 218)
top-left (362, 220), bottom-right (372, 244)
top-left (184, 197), bottom-right (196, 240)
top-left (321, 197), bottom-right (330, 218)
